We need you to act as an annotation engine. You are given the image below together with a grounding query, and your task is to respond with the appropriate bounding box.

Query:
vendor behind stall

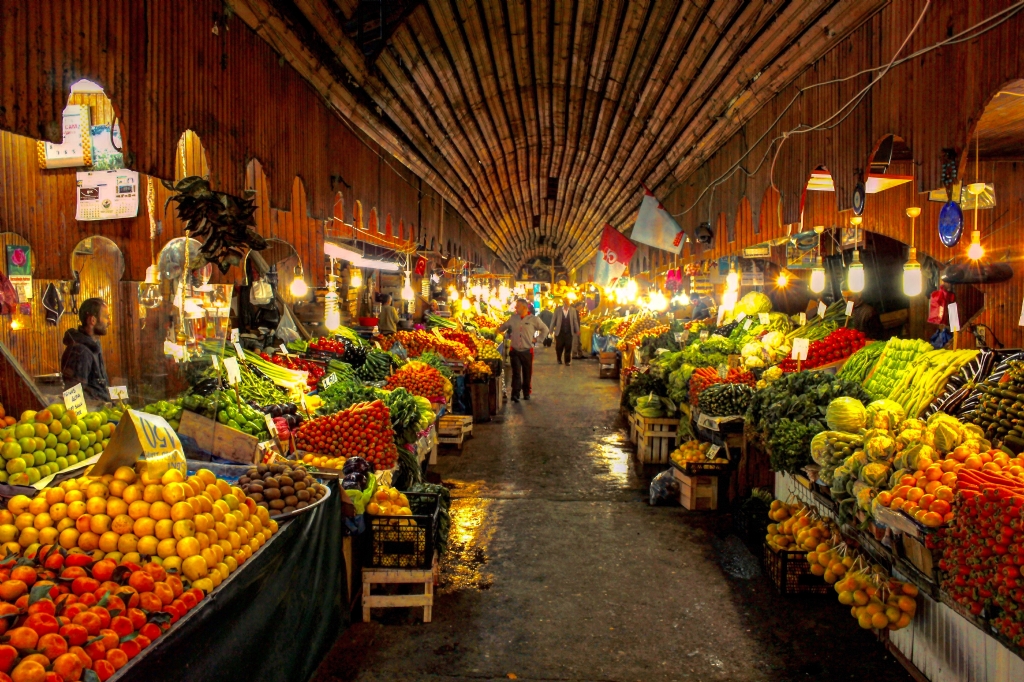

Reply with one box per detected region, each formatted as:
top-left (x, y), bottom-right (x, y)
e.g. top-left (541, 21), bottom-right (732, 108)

top-left (60, 297), bottom-right (110, 400)
top-left (378, 293), bottom-right (399, 335)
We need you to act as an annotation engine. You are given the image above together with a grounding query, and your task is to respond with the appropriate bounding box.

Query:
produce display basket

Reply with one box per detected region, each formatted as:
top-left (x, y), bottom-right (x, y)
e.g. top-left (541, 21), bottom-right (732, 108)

top-left (365, 492), bottom-right (440, 569)
top-left (671, 458), bottom-right (730, 476)
top-left (762, 543), bottom-right (829, 596)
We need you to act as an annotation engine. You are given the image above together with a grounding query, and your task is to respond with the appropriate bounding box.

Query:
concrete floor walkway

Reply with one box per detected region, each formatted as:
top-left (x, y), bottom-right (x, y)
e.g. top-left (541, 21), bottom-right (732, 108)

top-left (314, 347), bottom-right (914, 682)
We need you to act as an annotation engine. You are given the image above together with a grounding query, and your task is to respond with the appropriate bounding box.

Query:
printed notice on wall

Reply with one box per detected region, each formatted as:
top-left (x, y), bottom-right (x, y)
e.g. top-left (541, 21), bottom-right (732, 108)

top-left (76, 170), bottom-right (139, 221)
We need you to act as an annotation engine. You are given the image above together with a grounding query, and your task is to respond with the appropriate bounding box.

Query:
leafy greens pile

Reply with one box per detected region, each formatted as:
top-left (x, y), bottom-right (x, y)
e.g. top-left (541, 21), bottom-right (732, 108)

top-left (745, 371), bottom-right (872, 474)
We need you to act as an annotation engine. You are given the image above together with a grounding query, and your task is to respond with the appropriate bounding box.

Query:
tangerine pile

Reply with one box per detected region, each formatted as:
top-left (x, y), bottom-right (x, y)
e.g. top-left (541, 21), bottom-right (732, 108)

top-left (0, 549), bottom-right (207, 681)
top-left (300, 453), bottom-right (347, 470)
top-left (0, 465), bottom-right (277, 591)
top-left (384, 363), bottom-right (448, 402)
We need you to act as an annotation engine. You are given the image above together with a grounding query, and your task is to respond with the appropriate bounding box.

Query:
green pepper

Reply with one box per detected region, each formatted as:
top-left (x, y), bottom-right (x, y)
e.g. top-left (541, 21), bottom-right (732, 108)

top-left (217, 410), bottom-right (230, 424)
top-left (227, 419), bottom-right (241, 431)
top-left (226, 406), bottom-right (239, 421)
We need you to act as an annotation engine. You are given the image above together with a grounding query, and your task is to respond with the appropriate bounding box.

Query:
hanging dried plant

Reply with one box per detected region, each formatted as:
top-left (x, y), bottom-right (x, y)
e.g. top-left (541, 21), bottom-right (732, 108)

top-left (385, 212), bottom-right (393, 237)
top-left (368, 207), bottom-right (378, 234)
top-left (162, 175), bottom-right (267, 273)
top-left (354, 200), bottom-right (364, 231)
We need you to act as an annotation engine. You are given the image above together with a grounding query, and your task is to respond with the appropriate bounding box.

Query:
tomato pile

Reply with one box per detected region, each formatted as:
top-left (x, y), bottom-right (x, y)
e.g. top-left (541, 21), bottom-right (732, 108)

top-left (689, 367), bottom-right (755, 405)
top-left (0, 550), bottom-right (205, 681)
top-left (293, 400), bottom-right (397, 470)
top-left (778, 328), bottom-right (867, 372)
top-left (260, 353), bottom-right (325, 390)
top-left (385, 363), bottom-right (448, 402)
top-left (380, 331), bottom-right (472, 362)
top-left (934, 468), bottom-right (1024, 645)
top-left (308, 338), bottom-right (347, 355)
top-left (438, 329), bottom-right (477, 355)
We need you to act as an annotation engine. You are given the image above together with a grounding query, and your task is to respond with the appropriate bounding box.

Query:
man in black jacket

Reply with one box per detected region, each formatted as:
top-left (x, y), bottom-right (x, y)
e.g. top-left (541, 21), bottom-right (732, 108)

top-left (60, 298), bottom-right (110, 400)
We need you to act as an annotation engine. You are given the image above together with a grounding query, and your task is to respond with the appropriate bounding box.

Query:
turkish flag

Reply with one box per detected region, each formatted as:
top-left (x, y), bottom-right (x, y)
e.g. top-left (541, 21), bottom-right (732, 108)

top-left (594, 224), bottom-right (636, 287)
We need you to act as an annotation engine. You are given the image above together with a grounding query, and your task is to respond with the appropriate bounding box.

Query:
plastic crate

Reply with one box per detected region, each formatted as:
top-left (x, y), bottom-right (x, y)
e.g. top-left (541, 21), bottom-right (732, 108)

top-left (366, 492), bottom-right (439, 569)
top-left (763, 543), bottom-right (829, 595)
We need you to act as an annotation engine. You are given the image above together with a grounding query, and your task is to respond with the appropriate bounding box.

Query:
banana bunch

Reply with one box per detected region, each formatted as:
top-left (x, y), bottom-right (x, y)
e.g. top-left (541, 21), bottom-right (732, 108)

top-left (888, 349), bottom-right (978, 418)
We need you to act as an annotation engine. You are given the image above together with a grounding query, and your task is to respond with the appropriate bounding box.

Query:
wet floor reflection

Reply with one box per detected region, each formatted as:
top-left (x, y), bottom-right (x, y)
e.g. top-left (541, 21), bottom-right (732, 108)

top-left (586, 432), bottom-right (636, 487)
top-left (438, 496), bottom-right (495, 594)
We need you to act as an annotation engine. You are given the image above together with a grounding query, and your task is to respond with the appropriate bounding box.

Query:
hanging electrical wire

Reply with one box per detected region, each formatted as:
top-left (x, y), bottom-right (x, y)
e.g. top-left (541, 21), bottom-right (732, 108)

top-left (669, 0), bottom-right (1024, 219)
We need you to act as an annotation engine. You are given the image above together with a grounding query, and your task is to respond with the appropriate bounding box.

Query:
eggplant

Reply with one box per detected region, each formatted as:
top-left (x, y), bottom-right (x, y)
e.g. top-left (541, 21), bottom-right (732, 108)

top-left (342, 456), bottom-right (370, 475)
top-left (269, 405), bottom-right (283, 418)
top-left (283, 403), bottom-right (298, 415)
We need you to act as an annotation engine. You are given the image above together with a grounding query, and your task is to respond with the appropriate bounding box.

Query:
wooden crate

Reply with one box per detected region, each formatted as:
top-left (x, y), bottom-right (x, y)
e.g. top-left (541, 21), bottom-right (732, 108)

top-left (469, 382), bottom-right (491, 422)
top-left (362, 554), bottom-right (438, 623)
top-left (487, 372), bottom-right (505, 414)
top-left (627, 411), bottom-right (637, 443)
top-left (634, 414), bottom-right (678, 464)
top-left (599, 363), bottom-right (617, 379)
top-left (671, 467), bottom-right (719, 510)
top-left (438, 415), bottom-right (473, 450)
top-left (901, 533), bottom-right (937, 580)
top-left (177, 410), bottom-right (259, 464)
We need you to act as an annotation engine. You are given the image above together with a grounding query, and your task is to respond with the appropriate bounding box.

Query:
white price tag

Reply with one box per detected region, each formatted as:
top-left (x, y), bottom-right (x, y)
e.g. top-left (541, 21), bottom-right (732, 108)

top-left (1019, 299), bottom-right (1024, 327)
top-left (736, 312), bottom-right (747, 322)
top-left (280, 344), bottom-right (289, 356)
top-left (817, 301), bottom-right (827, 318)
top-left (716, 306), bottom-right (726, 326)
top-left (948, 302), bottom-right (960, 332)
top-left (707, 444), bottom-right (721, 459)
top-left (320, 372), bottom-right (339, 389)
top-left (758, 313), bottom-right (770, 325)
top-left (210, 354), bottom-right (220, 369)
top-left (230, 328), bottom-right (239, 343)
top-left (845, 299), bottom-right (854, 316)
top-left (792, 337), bottom-right (809, 361)
top-left (700, 330), bottom-right (709, 341)
top-left (264, 414), bottom-right (279, 438)
top-left (108, 386), bottom-right (129, 401)
top-left (798, 312), bottom-right (806, 326)
top-left (63, 384), bottom-right (87, 419)
top-left (697, 412), bottom-right (719, 432)
top-left (233, 342), bottom-right (245, 360)
top-left (682, 330), bottom-right (690, 343)
top-left (743, 318), bottom-right (752, 330)
top-left (674, 332), bottom-right (684, 342)
top-left (718, 365), bottom-right (728, 379)
top-left (222, 357), bottom-right (241, 385)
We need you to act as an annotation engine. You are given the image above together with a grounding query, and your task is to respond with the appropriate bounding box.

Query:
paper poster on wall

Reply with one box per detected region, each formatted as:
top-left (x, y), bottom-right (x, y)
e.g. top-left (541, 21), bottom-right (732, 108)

top-left (38, 105), bottom-right (92, 169)
top-left (89, 122), bottom-right (124, 170)
top-left (5, 245), bottom-right (32, 301)
top-left (76, 170), bottom-right (139, 221)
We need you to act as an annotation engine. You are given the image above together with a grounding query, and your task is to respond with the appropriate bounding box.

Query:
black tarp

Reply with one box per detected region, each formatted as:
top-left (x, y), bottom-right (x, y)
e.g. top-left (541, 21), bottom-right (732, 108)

top-left (113, 479), bottom-right (346, 682)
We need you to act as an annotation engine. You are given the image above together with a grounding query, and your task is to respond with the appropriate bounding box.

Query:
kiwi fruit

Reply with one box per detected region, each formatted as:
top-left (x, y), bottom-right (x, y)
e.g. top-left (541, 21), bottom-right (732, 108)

top-left (269, 498), bottom-right (285, 510)
top-left (296, 489), bottom-right (310, 501)
top-left (293, 480), bottom-right (307, 491)
top-left (263, 478), bottom-right (279, 489)
top-left (264, 487), bottom-right (281, 500)
top-left (284, 495), bottom-right (298, 507)
top-left (249, 492), bottom-right (264, 503)
top-left (279, 475), bottom-right (294, 487)
top-left (296, 501), bottom-right (309, 509)
top-left (248, 483), bottom-right (263, 494)
top-left (282, 505), bottom-right (296, 514)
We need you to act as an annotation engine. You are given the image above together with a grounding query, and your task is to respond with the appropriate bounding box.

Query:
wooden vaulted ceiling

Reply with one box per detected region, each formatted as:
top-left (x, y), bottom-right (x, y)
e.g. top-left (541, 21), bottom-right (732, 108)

top-left (235, 0), bottom-right (887, 269)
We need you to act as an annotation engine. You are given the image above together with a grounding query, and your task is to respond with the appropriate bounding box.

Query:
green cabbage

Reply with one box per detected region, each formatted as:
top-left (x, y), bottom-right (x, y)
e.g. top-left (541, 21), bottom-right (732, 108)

top-left (859, 462), bottom-right (891, 487)
top-left (734, 292), bottom-right (772, 316)
top-left (826, 397), bottom-right (867, 432)
top-left (865, 434), bottom-right (896, 462)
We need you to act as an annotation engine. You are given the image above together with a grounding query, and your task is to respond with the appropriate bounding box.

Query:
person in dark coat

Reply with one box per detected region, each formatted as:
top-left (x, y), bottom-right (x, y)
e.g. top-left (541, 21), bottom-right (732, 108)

top-left (60, 297), bottom-right (110, 400)
top-left (549, 296), bottom-right (581, 365)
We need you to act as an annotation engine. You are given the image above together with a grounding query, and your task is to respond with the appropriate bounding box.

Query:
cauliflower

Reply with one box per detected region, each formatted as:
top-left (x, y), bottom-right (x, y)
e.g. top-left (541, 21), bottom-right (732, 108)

top-left (762, 366), bottom-right (783, 383)
top-left (762, 331), bottom-right (785, 348)
top-left (741, 341), bottom-right (764, 357)
top-left (745, 355), bottom-right (765, 368)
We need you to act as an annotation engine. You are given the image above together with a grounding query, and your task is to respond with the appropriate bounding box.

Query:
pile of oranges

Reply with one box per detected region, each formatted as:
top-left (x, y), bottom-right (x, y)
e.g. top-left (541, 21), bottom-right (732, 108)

top-left (0, 464), bottom-right (277, 591)
top-left (385, 363), bottom-right (448, 401)
top-left (0, 548), bottom-right (207, 681)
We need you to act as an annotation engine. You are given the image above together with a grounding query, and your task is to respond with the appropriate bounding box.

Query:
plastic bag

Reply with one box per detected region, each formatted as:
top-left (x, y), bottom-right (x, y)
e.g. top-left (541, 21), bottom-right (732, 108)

top-left (275, 303), bottom-right (301, 344)
top-left (649, 469), bottom-right (680, 506)
top-left (928, 288), bottom-right (953, 325)
top-left (250, 278), bottom-right (273, 305)
top-left (389, 341), bottom-right (408, 361)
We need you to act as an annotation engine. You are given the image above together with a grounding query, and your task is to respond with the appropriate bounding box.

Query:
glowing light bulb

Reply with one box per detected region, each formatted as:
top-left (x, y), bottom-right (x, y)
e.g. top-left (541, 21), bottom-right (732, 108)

top-left (325, 308), bottom-right (341, 331)
top-left (848, 250), bottom-right (865, 293)
top-left (401, 272), bottom-right (414, 301)
top-left (324, 279), bottom-right (340, 331)
top-left (809, 257), bottom-right (826, 294)
top-left (967, 231), bottom-right (984, 261)
top-left (903, 248), bottom-right (922, 296)
top-left (461, 297), bottom-right (471, 311)
top-left (678, 291), bottom-right (691, 306)
top-left (721, 290), bottom-right (738, 311)
top-left (448, 285), bottom-right (458, 301)
top-left (350, 269), bottom-right (363, 288)
top-left (499, 285), bottom-right (510, 300)
top-left (624, 279), bottom-right (638, 302)
top-left (776, 272), bottom-right (789, 288)
top-left (648, 291), bottom-right (668, 311)
top-left (289, 267), bottom-right (309, 298)
top-left (726, 268), bottom-right (739, 291)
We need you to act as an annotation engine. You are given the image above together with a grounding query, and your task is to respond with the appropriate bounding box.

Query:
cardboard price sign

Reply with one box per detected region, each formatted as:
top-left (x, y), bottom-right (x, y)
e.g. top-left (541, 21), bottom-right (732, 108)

top-left (700, 330), bottom-right (709, 341)
top-left (791, 337), bottom-right (809, 361)
top-left (264, 414), bottom-right (279, 438)
top-left (108, 386), bottom-right (129, 401)
top-left (798, 312), bottom-right (806, 326)
top-left (63, 384), bottom-right (87, 420)
top-left (90, 410), bottom-right (185, 478)
top-left (948, 302), bottom-right (961, 332)
top-left (736, 312), bottom-right (747, 322)
top-left (222, 357), bottom-right (242, 385)
top-left (233, 342), bottom-right (246, 361)
top-left (320, 372), bottom-right (339, 389)
top-left (758, 313), bottom-right (770, 325)
top-left (707, 444), bottom-right (721, 459)
top-left (817, 301), bottom-right (827, 318)
top-left (230, 328), bottom-right (240, 343)
top-left (743, 318), bottom-right (752, 330)
top-left (845, 300), bottom-right (854, 316)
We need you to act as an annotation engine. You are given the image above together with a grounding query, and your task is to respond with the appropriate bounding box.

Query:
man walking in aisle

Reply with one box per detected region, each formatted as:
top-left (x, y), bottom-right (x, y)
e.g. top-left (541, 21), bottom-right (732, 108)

top-left (497, 298), bottom-right (549, 402)
top-left (549, 296), bottom-right (580, 365)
